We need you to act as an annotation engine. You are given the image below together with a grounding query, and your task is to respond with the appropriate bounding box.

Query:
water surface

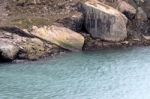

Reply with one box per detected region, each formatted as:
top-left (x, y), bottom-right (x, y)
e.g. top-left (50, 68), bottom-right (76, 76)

top-left (0, 47), bottom-right (150, 99)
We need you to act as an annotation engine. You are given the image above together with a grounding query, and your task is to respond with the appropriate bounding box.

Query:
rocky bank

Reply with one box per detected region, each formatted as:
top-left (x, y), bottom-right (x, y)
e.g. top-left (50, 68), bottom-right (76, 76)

top-left (0, 0), bottom-right (150, 62)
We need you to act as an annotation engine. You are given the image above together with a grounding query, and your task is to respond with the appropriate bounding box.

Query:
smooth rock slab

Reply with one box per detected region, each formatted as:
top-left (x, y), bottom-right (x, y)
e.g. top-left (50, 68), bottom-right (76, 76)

top-left (30, 25), bottom-right (85, 51)
top-left (82, 1), bottom-right (128, 42)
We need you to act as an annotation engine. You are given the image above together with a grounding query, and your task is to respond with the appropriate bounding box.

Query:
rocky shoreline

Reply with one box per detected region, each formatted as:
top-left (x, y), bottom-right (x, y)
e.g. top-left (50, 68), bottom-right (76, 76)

top-left (0, 0), bottom-right (150, 62)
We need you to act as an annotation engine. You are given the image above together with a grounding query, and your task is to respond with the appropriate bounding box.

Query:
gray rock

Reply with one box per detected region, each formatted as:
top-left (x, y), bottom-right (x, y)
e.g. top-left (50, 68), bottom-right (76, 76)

top-left (136, 7), bottom-right (148, 21)
top-left (141, 0), bottom-right (150, 18)
top-left (55, 11), bottom-right (84, 32)
top-left (82, 1), bottom-right (127, 42)
top-left (127, 0), bottom-right (150, 18)
top-left (30, 38), bottom-right (44, 46)
top-left (117, 0), bottom-right (136, 15)
top-left (0, 42), bottom-right (19, 61)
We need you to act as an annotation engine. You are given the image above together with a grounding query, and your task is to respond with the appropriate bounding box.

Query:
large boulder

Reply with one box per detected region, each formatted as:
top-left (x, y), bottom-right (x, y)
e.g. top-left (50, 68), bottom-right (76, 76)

top-left (0, 41), bottom-right (19, 61)
top-left (82, 1), bottom-right (127, 42)
top-left (30, 25), bottom-right (85, 51)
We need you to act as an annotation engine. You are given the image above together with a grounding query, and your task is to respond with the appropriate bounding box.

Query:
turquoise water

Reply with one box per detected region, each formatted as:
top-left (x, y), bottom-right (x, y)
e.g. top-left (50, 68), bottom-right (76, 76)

top-left (0, 47), bottom-right (150, 99)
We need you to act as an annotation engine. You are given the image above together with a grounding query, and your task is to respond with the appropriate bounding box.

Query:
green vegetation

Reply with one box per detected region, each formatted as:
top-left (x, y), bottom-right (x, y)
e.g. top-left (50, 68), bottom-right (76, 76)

top-left (11, 17), bottom-right (52, 29)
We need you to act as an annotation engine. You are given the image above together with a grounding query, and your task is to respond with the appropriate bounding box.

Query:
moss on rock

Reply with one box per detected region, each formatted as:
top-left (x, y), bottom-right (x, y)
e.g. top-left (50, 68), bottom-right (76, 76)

top-left (18, 38), bottom-right (45, 60)
top-left (11, 17), bottom-right (52, 29)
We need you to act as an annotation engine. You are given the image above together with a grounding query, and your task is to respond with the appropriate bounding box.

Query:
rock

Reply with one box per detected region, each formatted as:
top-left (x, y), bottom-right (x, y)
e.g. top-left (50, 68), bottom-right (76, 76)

top-left (136, 7), bottom-right (148, 21)
top-left (13, 0), bottom-right (41, 5)
top-left (127, 0), bottom-right (138, 7)
top-left (0, 27), bottom-right (66, 61)
top-left (55, 11), bottom-right (84, 32)
top-left (82, 1), bottom-right (127, 42)
top-left (117, 0), bottom-right (136, 14)
top-left (18, 41), bottom-right (45, 60)
top-left (17, 38), bottom-right (45, 60)
top-left (141, 0), bottom-right (150, 18)
top-left (127, 0), bottom-right (150, 18)
top-left (121, 41), bottom-right (129, 45)
top-left (0, 41), bottom-right (19, 61)
top-left (142, 35), bottom-right (150, 40)
top-left (117, 0), bottom-right (136, 19)
top-left (30, 25), bottom-right (85, 51)
top-left (30, 38), bottom-right (44, 46)
top-left (102, 41), bottom-right (116, 48)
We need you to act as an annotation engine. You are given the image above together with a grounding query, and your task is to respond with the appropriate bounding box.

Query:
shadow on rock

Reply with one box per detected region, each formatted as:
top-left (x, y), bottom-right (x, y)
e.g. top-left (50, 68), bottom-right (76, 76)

top-left (0, 27), bottom-right (33, 38)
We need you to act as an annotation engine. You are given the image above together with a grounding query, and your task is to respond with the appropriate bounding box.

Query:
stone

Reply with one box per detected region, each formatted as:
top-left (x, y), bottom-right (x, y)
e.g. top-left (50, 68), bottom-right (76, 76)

top-left (13, 0), bottom-right (41, 5)
top-left (18, 41), bottom-right (45, 60)
top-left (127, 0), bottom-right (138, 8)
top-left (121, 41), bottom-right (129, 45)
top-left (55, 11), bottom-right (84, 32)
top-left (102, 41), bottom-right (116, 48)
top-left (117, 0), bottom-right (136, 14)
top-left (142, 35), bottom-right (150, 40)
top-left (136, 7), bottom-right (148, 21)
top-left (133, 0), bottom-right (144, 6)
top-left (141, 0), bottom-right (150, 18)
top-left (30, 25), bottom-right (85, 51)
top-left (0, 41), bottom-right (19, 61)
top-left (117, 0), bottom-right (136, 19)
top-left (30, 38), bottom-right (43, 46)
top-left (127, 0), bottom-right (150, 18)
top-left (82, 1), bottom-right (127, 42)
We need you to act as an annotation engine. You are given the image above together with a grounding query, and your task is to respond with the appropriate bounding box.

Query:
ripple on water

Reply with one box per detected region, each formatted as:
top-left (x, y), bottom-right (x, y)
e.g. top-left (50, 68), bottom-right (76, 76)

top-left (0, 47), bottom-right (150, 99)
